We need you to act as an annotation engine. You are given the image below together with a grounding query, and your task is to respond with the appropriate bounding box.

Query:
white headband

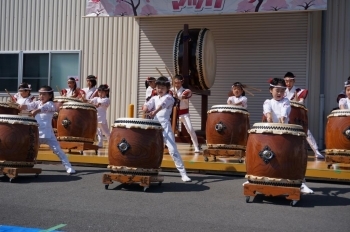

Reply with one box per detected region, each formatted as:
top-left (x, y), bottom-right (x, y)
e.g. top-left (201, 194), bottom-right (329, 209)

top-left (284, 77), bottom-right (295, 80)
top-left (19, 84), bottom-right (31, 90)
top-left (344, 81), bottom-right (350, 87)
top-left (270, 84), bottom-right (287, 89)
top-left (39, 90), bottom-right (54, 93)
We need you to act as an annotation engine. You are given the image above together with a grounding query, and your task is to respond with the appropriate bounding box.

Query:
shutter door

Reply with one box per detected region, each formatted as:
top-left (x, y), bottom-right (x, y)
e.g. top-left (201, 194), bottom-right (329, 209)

top-left (138, 12), bottom-right (308, 129)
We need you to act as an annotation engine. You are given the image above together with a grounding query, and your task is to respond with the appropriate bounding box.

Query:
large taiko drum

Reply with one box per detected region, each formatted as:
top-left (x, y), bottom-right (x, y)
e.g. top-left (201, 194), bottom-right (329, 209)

top-left (173, 28), bottom-right (216, 90)
top-left (245, 123), bottom-right (307, 187)
top-left (289, 101), bottom-right (308, 133)
top-left (0, 102), bottom-right (20, 115)
top-left (57, 102), bottom-right (97, 143)
top-left (206, 105), bottom-right (250, 150)
top-left (52, 97), bottom-right (83, 133)
top-left (325, 110), bottom-right (350, 162)
top-left (108, 118), bottom-right (164, 171)
top-left (0, 114), bottom-right (39, 168)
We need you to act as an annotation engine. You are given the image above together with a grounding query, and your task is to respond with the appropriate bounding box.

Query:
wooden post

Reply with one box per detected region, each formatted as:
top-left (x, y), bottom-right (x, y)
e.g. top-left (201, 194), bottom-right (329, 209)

top-left (128, 104), bottom-right (134, 118)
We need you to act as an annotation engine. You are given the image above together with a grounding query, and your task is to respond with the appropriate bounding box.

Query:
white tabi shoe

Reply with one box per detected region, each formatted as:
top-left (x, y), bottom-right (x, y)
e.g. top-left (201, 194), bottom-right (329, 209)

top-left (301, 183), bottom-right (314, 194)
top-left (65, 166), bottom-right (76, 174)
top-left (194, 147), bottom-right (201, 153)
top-left (181, 175), bottom-right (192, 182)
top-left (315, 151), bottom-right (324, 159)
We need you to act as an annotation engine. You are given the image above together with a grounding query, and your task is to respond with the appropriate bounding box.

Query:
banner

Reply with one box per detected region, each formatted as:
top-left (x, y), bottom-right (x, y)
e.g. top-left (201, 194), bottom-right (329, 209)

top-left (86, 0), bottom-right (327, 17)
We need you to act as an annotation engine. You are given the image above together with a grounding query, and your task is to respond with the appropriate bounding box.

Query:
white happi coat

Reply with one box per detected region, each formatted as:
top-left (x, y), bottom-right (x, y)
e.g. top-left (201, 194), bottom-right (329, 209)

top-left (26, 100), bottom-right (56, 138)
top-left (82, 87), bottom-right (98, 100)
top-left (339, 98), bottom-right (350, 109)
top-left (227, 96), bottom-right (248, 109)
top-left (263, 98), bottom-right (291, 123)
top-left (15, 93), bottom-right (34, 113)
top-left (144, 94), bottom-right (174, 123)
top-left (172, 86), bottom-right (192, 111)
top-left (89, 97), bottom-right (110, 124)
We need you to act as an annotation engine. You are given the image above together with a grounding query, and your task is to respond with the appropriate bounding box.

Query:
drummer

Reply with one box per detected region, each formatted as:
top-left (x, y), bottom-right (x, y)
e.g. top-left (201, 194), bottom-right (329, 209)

top-left (262, 78), bottom-right (314, 194)
top-left (284, 72), bottom-right (324, 159)
top-left (171, 75), bottom-right (200, 153)
top-left (14, 82), bottom-right (36, 114)
top-left (19, 85), bottom-right (76, 174)
top-left (61, 77), bottom-right (82, 98)
top-left (145, 77), bottom-right (157, 102)
top-left (227, 82), bottom-right (248, 109)
top-left (338, 80), bottom-right (350, 109)
top-left (142, 76), bottom-right (191, 182)
top-left (81, 75), bottom-right (99, 101)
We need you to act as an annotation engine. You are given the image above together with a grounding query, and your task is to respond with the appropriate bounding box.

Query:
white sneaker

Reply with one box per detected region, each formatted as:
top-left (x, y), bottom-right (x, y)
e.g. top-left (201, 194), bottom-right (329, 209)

top-left (194, 147), bottom-right (201, 153)
top-left (181, 175), bottom-right (192, 182)
top-left (315, 151), bottom-right (324, 159)
top-left (242, 181), bottom-right (249, 186)
top-left (65, 166), bottom-right (76, 174)
top-left (301, 183), bottom-right (313, 194)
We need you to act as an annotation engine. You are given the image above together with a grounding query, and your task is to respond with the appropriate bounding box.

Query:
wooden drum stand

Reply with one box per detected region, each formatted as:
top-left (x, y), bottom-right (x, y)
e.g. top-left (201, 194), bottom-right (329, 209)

top-left (58, 137), bottom-right (99, 155)
top-left (0, 162), bottom-right (41, 183)
top-left (203, 145), bottom-right (245, 162)
top-left (325, 149), bottom-right (350, 169)
top-left (102, 166), bottom-right (164, 192)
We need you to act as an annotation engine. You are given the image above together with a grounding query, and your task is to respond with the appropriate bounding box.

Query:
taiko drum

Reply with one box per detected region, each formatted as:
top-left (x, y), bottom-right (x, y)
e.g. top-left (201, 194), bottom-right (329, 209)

top-left (325, 110), bottom-right (350, 150)
top-left (108, 118), bottom-right (164, 169)
top-left (0, 114), bottom-right (39, 167)
top-left (0, 102), bottom-right (20, 115)
top-left (206, 105), bottom-right (250, 150)
top-left (57, 102), bottom-right (97, 143)
top-left (289, 101), bottom-right (308, 133)
top-left (245, 123), bottom-right (307, 187)
top-left (52, 97), bottom-right (82, 132)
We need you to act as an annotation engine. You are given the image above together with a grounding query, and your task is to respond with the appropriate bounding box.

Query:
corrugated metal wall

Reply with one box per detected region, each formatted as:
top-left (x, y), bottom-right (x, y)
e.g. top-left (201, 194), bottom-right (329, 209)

top-left (0, 0), bottom-right (139, 125)
top-left (138, 12), bottom-right (316, 131)
top-left (325, 0), bottom-right (350, 114)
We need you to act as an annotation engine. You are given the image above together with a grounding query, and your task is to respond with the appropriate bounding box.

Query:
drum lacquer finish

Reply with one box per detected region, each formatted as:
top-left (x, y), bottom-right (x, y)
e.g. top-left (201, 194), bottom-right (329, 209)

top-left (173, 28), bottom-right (216, 90)
top-left (108, 118), bottom-right (164, 169)
top-left (0, 115), bottom-right (39, 167)
top-left (245, 123), bottom-right (307, 186)
top-left (52, 97), bottom-right (83, 130)
top-left (289, 101), bottom-right (308, 133)
top-left (0, 102), bottom-right (20, 115)
top-left (206, 105), bottom-right (249, 150)
top-left (325, 110), bottom-right (350, 150)
top-left (57, 102), bottom-right (97, 143)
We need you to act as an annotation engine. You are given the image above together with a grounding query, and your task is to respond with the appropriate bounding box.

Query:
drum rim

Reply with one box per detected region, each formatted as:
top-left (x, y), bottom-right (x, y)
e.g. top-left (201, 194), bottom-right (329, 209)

top-left (114, 118), bottom-right (162, 126)
top-left (328, 109), bottom-right (350, 117)
top-left (0, 102), bottom-right (20, 109)
top-left (0, 114), bottom-right (37, 123)
top-left (53, 96), bottom-right (82, 102)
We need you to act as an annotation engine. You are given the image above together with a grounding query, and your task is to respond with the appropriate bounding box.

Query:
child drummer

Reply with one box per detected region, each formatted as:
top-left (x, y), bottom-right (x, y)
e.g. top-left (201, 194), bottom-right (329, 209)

top-left (284, 72), bottom-right (324, 159)
top-left (227, 82), bottom-right (248, 109)
top-left (19, 86), bottom-right (76, 174)
top-left (61, 77), bottom-right (82, 98)
top-left (261, 78), bottom-right (313, 194)
top-left (81, 75), bottom-right (99, 101)
top-left (14, 82), bottom-right (36, 114)
top-left (142, 76), bottom-right (191, 182)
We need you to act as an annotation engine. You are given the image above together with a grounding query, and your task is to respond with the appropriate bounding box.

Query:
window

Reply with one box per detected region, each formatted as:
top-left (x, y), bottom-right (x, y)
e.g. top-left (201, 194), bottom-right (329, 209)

top-left (0, 51), bottom-right (80, 93)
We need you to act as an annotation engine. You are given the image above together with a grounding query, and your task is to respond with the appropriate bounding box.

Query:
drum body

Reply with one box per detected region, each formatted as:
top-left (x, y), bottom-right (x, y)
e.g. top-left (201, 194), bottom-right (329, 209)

top-left (206, 105), bottom-right (249, 150)
top-left (57, 102), bottom-right (97, 143)
top-left (108, 118), bottom-right (164, 169)
top-left (0, 102), bottom-right (20, 115)
top-left (0, 115), bottom-right (39, 167)
top-left (325, 110), bottom-right (350, 150)
top-left (245, 123), bottom-right (307, 186)
top-left (173, 28), bottom-right (216, 90)
top-left (52, 97), bottom-right (82, 131)
top-left (289, 101), bottom-right (308, 133)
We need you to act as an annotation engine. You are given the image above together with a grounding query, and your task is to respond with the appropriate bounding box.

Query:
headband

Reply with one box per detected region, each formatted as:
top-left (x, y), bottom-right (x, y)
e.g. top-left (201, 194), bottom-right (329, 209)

top-left (19, 84), bottom-right (31, 90)
top-left (344, 81), bottom-right (350, 87)
top-left (87, 76), bottom-right (97, 80)
top-left (68, 78), bottom-right (79, 82)
top-left (270, 84), bottom-right (287, 89)
top-left (284, 77), bottom-right (295, 80)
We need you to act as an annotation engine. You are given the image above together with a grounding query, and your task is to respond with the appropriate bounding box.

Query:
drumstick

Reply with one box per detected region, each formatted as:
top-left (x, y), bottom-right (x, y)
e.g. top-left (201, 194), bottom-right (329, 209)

top-left (5, 89), bottom-right (16, 102)
top-left (165, 66), bottom-right (178, 99)
top-left (244, 85), bottom-right (262, 92)
top-left (165, 66), bottom-right (173, 80)
top-left (155, 67), bottom-right (163, 76)
top-left (242, 88), bottom-right (254, 97)
top-left (56, 86), bottom-right (62, 96)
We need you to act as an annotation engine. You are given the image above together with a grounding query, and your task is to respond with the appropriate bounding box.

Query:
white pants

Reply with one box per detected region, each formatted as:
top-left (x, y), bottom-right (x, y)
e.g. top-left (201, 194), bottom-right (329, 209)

top-left (97, 123), bottom-right (111, 146)
top-left (39, 137), bottom-right (72, 168)
top-left (161, 120), bottom-right (187, 176)
top-left (306, 129), bottom-right (319, 153)
top-left (179, 113), bottom-right (199, 148)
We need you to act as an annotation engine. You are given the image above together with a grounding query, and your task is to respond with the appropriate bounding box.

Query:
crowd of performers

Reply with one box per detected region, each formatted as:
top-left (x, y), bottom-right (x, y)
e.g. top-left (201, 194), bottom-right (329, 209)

top-left (8, 72), bottom-right (350, 186)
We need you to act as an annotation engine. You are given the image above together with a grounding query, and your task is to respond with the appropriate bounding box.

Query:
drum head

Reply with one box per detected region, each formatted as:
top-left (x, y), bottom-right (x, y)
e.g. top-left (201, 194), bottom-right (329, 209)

top-left (249, 123), bottom-right (305, 136)
top-left (208, 104), bottom-right (249, 115)
top-left (0, 114), bottom-right (38, 126)
top-left (290, 101), bottom-right (307, 111)
top-left (61, 101), bottom-right (96, 111)
top-left (173, 28), bottom-right (217, 90)
top-left (54, 96), bottom-right (82, 103)
top-left (328, 109), bottom-right (350, 118)
top-left (113, 118), bottom-right (162, 130)
top-left (0, 102), bottom-right (19, 109)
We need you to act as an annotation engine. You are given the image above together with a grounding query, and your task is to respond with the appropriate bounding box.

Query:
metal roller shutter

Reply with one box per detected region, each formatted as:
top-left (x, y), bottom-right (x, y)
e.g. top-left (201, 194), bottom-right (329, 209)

top-left (138, 12), bottom-right (309, 129)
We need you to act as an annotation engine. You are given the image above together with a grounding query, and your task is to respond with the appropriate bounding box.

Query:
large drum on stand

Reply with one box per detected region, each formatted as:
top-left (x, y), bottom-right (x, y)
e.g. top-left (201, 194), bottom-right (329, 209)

top-left (108, 118), bottom-right (164, 172)
top-left (0, 102), bottom-right (20, 115)
top-left (289, 101), bottom-right (308, 133)
top-left (245, 123), bottom-right (307, 187)
top-left (173, 28), bottom-right (216, 90)
top-left (0, 114), bottom-right (39, 168)
top-left (52, 96), bottom-right (82, 135)
top-left (325, 110), bottom-right (350, 164)
top-left (206, 105), bottom-right (250, 150)
top-left (57, 102), bottom-right (97, 143)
